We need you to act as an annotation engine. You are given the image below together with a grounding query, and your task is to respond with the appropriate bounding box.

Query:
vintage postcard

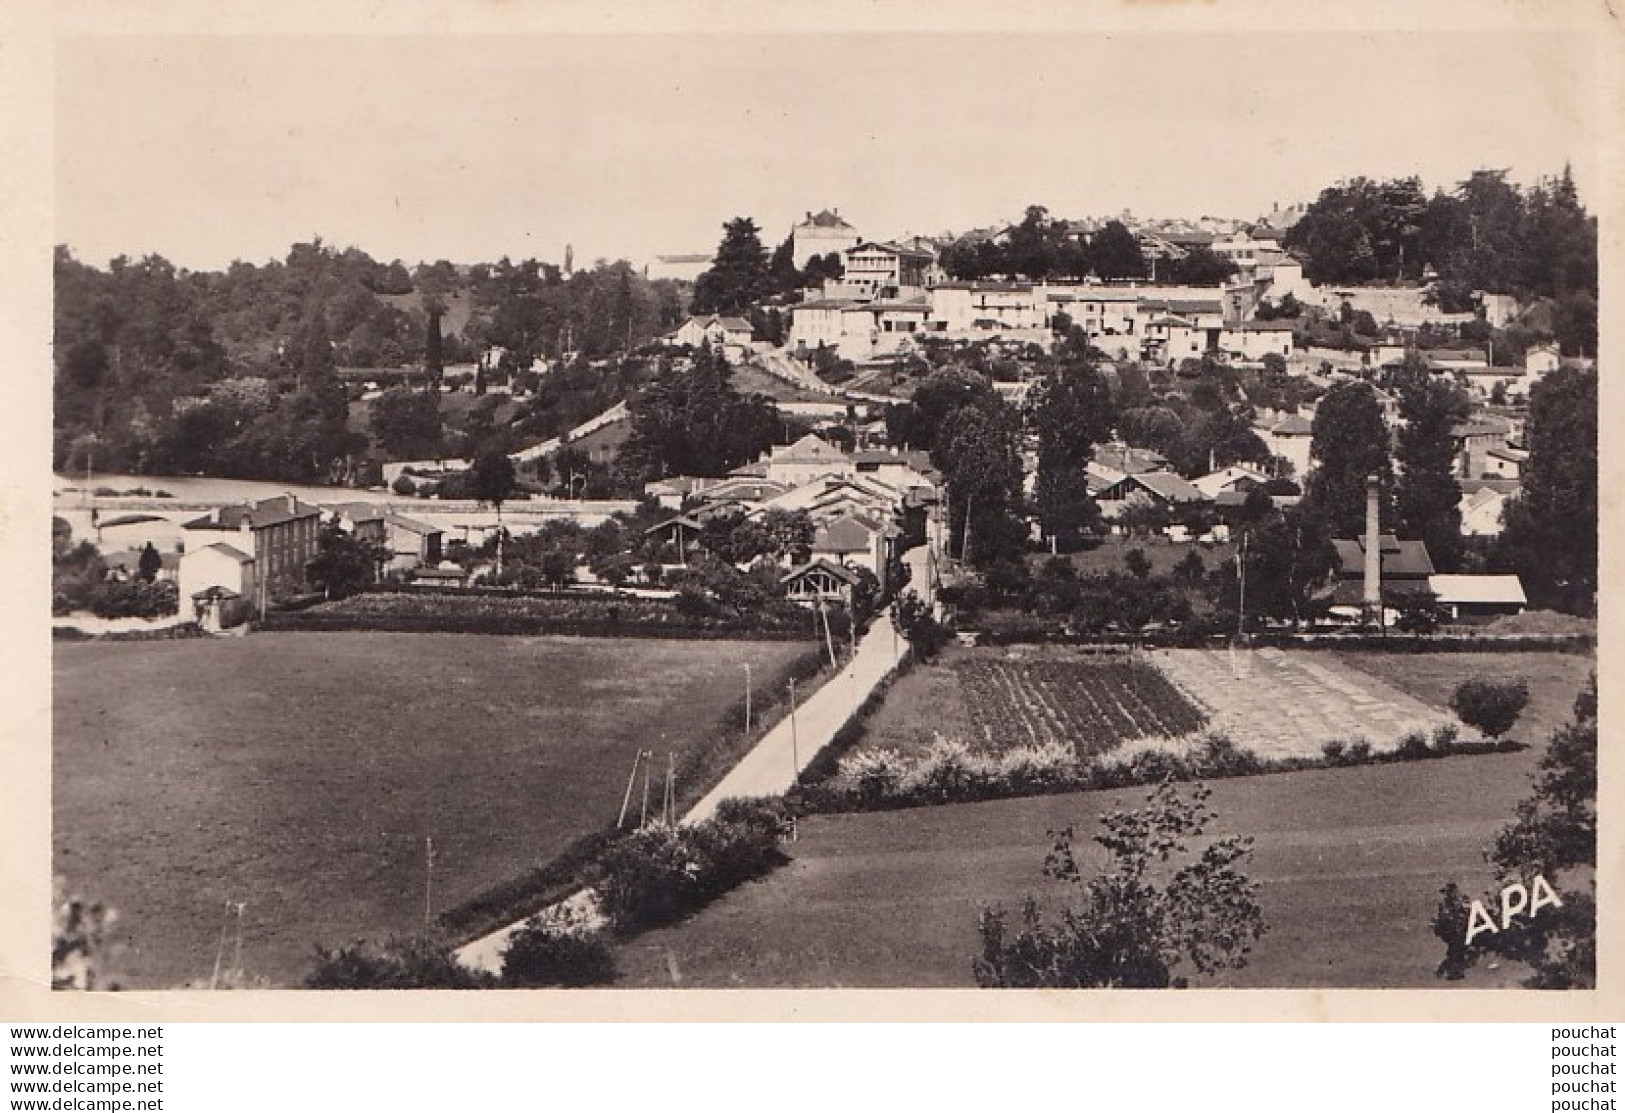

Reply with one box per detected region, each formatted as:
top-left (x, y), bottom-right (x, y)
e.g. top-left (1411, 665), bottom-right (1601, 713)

top-left (3, 0), bottom-right (1620, 1022)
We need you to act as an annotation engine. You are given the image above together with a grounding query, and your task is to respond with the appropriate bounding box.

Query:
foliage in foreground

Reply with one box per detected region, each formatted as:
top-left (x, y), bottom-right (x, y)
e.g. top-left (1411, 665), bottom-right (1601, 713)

top-left (500, 905), bottom-right (617, 987)
top-left (53, 880), bottom-right (121, 991)
top-left (305, 936), bottom-right (498, 989)
top-left (593, 798), bottom-right (791, 934)
top-left (1432, 674), bottom-right (1596, 988)
top-left (974, 780), bottom-right (1266, 988)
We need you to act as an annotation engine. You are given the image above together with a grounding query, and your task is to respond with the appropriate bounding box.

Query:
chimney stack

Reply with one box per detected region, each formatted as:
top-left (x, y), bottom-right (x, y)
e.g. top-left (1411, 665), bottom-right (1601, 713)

top-left (1362, 473), bottom-right (1382, 620)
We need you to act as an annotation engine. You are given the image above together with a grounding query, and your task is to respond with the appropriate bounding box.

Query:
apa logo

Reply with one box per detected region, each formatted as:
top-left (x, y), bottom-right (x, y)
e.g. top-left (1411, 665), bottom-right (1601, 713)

top-left (1464, 875), bottom-right (1563, 946)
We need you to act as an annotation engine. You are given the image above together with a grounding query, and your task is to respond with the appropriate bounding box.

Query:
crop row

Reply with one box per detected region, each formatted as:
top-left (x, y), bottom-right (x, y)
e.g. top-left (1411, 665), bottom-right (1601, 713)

top-left (952, 658), bottom-right (1207, 758)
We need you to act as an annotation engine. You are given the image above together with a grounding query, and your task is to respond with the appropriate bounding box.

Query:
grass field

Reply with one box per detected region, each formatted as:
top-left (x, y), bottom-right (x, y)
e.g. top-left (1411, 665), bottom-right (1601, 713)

top-left (611, 649), bottom-right (1592, 988)
top-left (1333, 651), bottom-right (1593, 746)
top-left (1030, 536), bottom-right (1239, 579)
top-left (54, 632), bottom-right (812, 988)
top-left (613, 749), bottom-right (1573, 989)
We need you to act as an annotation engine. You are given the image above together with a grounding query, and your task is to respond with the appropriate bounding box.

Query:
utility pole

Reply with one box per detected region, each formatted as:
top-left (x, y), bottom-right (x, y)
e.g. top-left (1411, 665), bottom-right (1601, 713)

top-left (423, 836), bottom-right (435, 934)
top-left (1236, 529), bottom-right (1249, 640)
top-left (788, 678), bottom-right (800, 784)
top-left (640, 749), bottom-right (652, 827)
top-left (742, 662), bottom-right (753, 732)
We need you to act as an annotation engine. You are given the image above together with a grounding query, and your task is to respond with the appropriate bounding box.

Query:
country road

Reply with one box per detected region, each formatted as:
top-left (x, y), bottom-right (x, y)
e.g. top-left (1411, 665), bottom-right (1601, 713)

top-left (453, 567), bottom-right (923, 973)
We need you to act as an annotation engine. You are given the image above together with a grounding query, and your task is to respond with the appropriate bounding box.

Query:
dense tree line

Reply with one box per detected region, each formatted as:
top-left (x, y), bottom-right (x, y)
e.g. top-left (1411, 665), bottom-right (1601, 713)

top-left (615, 343), bottom-right (782, 483)
top-left (1283, 168), bottom-right (1596, 354)
top-left (939, 206), bottom-right (1168, 283)
top-left (54, 240), bottom-right (684, 480)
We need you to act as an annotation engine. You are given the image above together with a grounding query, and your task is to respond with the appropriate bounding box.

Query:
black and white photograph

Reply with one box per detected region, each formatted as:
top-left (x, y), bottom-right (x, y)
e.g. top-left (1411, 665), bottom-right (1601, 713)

top-left (14, 1), bottom-right (1616, 1014)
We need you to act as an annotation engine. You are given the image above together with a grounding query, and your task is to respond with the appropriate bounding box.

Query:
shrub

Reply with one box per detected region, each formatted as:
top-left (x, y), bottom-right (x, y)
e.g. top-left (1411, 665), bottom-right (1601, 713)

top-left (1194, 732), bottom-right (1261, 777)
top-left (392, 475), bottom-right (417, 496)
top-left (592, 801), bottom-right (789, 934)
top-left (592, 824), bottom-right (704, 933)
top-left (1430, 723), bottom-right (1460, 754)
top-left (1450, 678), bottom-right (1530, 741)
top-left (304, 937), bottom-right (496, 989)
top-left (1395, 731), bottom-right (1433, 761)
top-left (974, 781), bottom-right (1266, 988)
top-left (500, 906), bottom-right (616, 987)
top-left (1320, 740), bottom-right (1347, 765)
top-left (1347, 740), bottom-right (1373, 763)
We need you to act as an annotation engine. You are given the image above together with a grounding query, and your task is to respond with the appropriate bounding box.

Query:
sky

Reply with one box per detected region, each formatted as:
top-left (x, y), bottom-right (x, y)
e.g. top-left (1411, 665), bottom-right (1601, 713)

top-left (55, 30), bottom-right (1603, 272)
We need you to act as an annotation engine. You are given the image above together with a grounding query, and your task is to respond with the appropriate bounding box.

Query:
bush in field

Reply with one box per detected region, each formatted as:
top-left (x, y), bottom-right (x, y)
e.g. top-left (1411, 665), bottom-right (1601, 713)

top-left (500, 906), bottom-right (616, 987)
top-left (593, 799), bottom-right (789, 933)
top-left (392, 474), bottom-right (417, 496)
top-left (974, 780), bottom-right (1266, 988)
top-left (305, 937), bottom-right (497, 989)
top-left (1450, 678), bottom-right (1529, 741)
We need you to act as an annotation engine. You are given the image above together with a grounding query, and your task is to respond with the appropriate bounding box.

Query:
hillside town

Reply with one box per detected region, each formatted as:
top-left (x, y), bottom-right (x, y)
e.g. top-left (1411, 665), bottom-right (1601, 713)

top-left (52, 169), bottom-right (1599, 993)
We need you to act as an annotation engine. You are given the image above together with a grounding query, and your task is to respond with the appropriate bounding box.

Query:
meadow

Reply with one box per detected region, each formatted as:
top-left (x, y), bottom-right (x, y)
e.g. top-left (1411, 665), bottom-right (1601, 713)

top-left (53, 631), bottom-right (814, 988)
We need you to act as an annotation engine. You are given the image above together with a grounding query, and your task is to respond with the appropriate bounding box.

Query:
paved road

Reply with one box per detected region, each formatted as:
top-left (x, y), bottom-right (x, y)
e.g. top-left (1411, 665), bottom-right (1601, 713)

top-left (453, 603), bottom-right (911, 974)
top-left (683, 611), bottom-right (905, 822)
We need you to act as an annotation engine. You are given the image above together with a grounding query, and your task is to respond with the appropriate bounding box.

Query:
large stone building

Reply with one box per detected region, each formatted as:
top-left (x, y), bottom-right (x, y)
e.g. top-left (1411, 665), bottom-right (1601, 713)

top-left (791, 209), bottom-right (861, 268)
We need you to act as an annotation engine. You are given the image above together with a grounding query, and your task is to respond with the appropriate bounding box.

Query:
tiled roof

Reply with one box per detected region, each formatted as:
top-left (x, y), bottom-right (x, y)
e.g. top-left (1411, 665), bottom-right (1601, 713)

top-left (1331, 535), bottom-right (1436, 579)
top-left (183, 496), bottom-right (320, 531)
top-left (385, 513), bottom-right (441, 536)
top-left (1131, 472), bottom-right (1209, 504)
top-left (813, 516), bottom-right (877, 554)
top-left (1269, 414), bottom-right (1313, 436)
top-left (799, 209), bottom-right (856, 230)
top-left (198, 542), bottom-right (255, 564)
top-left (781, 558), bottom-right (861, 586)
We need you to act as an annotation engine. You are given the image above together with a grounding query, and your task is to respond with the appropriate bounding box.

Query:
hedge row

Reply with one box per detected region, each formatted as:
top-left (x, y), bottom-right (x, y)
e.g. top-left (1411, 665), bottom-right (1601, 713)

top-left (260, 611), bottom-right (826, 641)
top-left (968, 624), bottom-right (1594, 655)
top-left (789, 725), bottom-right (1523, 815)
top-left (53, 622), bottom-right (208, 643)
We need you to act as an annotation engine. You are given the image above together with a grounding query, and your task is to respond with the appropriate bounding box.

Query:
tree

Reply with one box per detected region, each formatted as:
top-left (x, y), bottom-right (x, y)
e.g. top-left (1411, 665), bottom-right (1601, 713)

top-left (974, 780), bottom-right (1266, 988)
top-left (469, 451), bottom-right (519, 578)
top-left (1434, 675), bottom-right (1595, 986)
top-left (1301, 381), bottom-right (1391, 538)
top-left (1087, 220), bottom-right (1148, 280)
top-left (691, 217), bottom-right (770, 316)
top-left (892, 590), bottom-right (949, 660)
top-left (936, 399), bottom-right (1026, 567)
top-left (424, 307), bottom-right (445, 391)
top-left (1214, 507), bottom-right (1335, 629)
top-left (306, 521), bottom-right (386, 600)
top-left (1392, 362), bottom-right (1468, 571)
top-left (1161, 244), bottom-right (1238, 285)
top-left (1497, 367), bottom-right (1596, 613)
top-left (136, 542), bottom-right (162, 584)
top-left (1450, 677), bottom-right (1529, 741)
top-left (1030, 358), bottom-right (1112, 550)
top-left (370, 386), bottom-right (444, 461)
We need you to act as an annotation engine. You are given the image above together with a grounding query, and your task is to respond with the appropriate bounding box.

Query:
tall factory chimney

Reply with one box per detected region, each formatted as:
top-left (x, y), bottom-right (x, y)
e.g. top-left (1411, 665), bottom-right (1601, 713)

top-left (1363, 473), bottom-right (1382, 624)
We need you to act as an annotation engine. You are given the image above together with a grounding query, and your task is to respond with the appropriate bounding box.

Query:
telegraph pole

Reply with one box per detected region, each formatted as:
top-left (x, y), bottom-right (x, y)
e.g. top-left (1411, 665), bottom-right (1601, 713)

top-left (788, 678), bottom-right (800, 783)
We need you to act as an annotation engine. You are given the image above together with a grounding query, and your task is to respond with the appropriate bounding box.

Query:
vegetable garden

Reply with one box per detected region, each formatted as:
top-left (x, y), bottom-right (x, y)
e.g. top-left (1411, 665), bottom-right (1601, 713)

top-left (952, 656), bottom-right (1207, 757)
